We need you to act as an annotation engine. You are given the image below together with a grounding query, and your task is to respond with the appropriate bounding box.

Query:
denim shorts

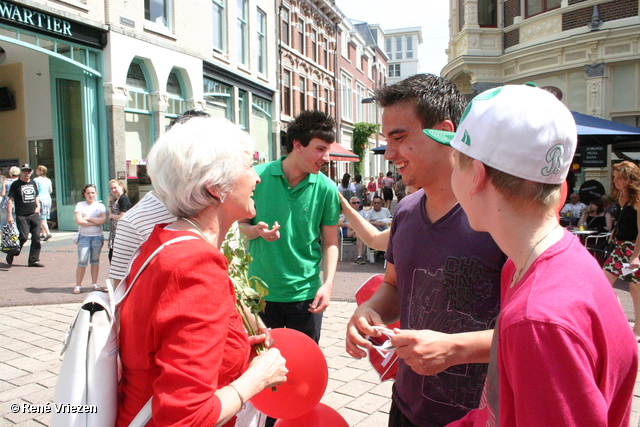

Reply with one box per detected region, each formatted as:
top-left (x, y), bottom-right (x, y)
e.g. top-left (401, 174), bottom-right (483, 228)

top-left (39, 200), bottom-right (51, 220)
top-left (77, 235), bottom-right (103, 267)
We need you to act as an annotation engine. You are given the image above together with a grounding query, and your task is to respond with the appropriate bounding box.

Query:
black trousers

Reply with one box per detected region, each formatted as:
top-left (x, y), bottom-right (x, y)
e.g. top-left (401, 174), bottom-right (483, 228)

top-left (16, 212), bottom-right (41, 265)
top-left (389, 399), bottom-right (419, 427)
top-left (259, 299), bottom-right (323, 343)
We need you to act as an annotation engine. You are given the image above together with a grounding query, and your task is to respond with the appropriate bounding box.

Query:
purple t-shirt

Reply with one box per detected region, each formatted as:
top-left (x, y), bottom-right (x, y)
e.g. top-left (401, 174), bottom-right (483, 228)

top-left (386, 191), bottom-right (505, 426)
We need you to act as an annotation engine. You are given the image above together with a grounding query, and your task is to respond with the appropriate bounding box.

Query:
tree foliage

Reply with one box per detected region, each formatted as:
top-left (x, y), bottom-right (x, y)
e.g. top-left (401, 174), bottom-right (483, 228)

top-left (352, 122), bottom-right (379, 175)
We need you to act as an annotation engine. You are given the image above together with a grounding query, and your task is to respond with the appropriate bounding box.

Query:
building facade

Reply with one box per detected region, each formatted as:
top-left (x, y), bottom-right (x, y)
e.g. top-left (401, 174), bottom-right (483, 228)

top-left (0, 0), bottom-right (278, 229)
top-left (383, 26), bottom-right (422, 85)
top-left (443, 0), bottom-right (640, 192)
top-left (335, 19), bottom-right (387, 180)
top-left (277, 0), bottom-right (341, 156)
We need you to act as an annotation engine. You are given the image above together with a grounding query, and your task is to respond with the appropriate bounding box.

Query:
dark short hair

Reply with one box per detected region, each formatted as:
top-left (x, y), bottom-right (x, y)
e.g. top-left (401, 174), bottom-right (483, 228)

top-left (375, 73), bottom-right (467, 130)
top-left (372, 196), bottom-right (383, 202)
top-left (168, 109), bottom-right (211, 129)
top-left (285, 110), bottom-right (335, 152)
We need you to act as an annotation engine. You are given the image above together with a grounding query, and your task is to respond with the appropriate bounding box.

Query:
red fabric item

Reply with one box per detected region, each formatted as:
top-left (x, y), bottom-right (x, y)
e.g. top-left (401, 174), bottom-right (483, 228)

top-left (355, 274), bottom-right (400, 381)
top-left (116, 226), bottom-right (250, 427)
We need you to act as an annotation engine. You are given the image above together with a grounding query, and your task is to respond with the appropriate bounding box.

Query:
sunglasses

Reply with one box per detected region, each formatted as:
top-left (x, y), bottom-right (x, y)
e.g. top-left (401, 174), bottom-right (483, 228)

top-left (351, 201), bottom-right (360, 204)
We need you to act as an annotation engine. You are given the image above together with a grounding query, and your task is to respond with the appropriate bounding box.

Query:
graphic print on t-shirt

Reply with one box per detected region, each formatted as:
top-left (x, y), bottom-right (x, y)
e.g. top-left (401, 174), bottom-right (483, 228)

top-left (20, 183), bottom-right (36, 203)
top-left (407, 256), bottom-right (497, 411)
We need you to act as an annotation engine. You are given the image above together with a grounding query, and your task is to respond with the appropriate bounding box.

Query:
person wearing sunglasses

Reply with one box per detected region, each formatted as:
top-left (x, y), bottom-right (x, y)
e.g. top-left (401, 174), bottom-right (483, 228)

top-left (338, 196), bottom-right (368, 264)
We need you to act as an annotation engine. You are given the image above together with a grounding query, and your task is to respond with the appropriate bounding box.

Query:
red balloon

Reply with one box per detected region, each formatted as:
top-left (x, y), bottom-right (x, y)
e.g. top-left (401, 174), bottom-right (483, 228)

top-left (251, 328), bottom-right (328, 419)
top-left (274, 403), bottom-right (349, 427)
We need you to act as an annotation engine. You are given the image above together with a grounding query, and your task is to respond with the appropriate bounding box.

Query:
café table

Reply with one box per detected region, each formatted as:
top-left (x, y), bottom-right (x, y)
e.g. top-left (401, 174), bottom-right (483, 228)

top-left (568, 228), bottom-right (596, 245)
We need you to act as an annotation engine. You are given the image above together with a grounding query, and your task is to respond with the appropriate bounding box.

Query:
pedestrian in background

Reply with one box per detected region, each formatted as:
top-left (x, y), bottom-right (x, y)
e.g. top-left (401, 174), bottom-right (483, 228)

top-left (73, 184), bottom-right (106, 294)
top-left (1, 166), bottom-right (19, 227)
top-left (34, 165), bottom-right (53, 241)
top-left (6, 164), bottom-right (43, 268)
top-left (107, 179), bottom-right (131, 263)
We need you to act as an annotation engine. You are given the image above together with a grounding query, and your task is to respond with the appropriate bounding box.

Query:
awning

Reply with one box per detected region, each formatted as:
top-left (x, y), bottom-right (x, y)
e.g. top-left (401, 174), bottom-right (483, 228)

top-left (572, 111), bottom-right (640, 147)
top-left (329, 143), bottom-right (359, 162)
top-left (372, 145), bottom-right (386, 155)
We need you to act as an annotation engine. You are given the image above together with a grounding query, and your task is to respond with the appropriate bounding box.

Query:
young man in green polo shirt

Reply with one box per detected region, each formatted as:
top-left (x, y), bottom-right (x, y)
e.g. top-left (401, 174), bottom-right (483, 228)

top-left (240, 110), bottom-right (340, 343)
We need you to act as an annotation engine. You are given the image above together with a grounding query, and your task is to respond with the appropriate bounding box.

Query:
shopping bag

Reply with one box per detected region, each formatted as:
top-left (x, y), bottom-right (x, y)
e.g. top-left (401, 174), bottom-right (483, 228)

top-left (355, 274), bottom-right (399, 381)
top-left (1, 223), bottom-right (20, 255)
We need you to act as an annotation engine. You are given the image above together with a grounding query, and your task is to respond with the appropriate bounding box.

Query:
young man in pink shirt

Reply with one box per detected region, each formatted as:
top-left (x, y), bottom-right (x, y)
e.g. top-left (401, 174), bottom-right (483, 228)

top-left (426, 84), bottom-right (638, 426)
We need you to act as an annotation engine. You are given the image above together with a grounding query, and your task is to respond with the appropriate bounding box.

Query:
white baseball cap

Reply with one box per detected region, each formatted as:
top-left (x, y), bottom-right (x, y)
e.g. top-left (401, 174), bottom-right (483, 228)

top-left (424, 84), bottom-right (577, 184)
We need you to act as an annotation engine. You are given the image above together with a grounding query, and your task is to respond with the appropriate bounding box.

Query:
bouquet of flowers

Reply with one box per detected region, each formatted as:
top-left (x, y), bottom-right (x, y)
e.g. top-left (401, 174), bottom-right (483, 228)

top-left (222, 226), bottom-right (269, 352)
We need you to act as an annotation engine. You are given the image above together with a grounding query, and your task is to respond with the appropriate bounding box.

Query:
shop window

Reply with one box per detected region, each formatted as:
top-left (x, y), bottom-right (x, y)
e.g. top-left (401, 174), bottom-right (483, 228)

top-left (145, 0), bottom-right (172, 29)
top-left (238, 90), bottom-right (248, 130)
top-left (251, 96), bottom-right (272, 162)
top-left (526, 0), bottom-right (561, 18)
top-left (212, 0), bottom-right (226, 52)
top-left (125, 60), bottom-right (154, 204)
top-left (203, 77), bottom-right (234, 121)
top-left (165, 70), bottom-right (186, 129)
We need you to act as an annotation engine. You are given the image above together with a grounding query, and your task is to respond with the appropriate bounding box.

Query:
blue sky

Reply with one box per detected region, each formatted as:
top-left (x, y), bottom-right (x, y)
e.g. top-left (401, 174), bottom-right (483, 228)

top-left (336, 0), bottom-right (450, 76)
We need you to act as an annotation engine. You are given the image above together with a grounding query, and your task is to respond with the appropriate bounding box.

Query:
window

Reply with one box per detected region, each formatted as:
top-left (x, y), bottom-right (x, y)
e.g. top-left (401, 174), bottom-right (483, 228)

top-left (298, 18), bottom-right (305, 55)
top-left (406, 36), bottom-right (413, 59)
top-left (251, 96), bottom-right (272, 159)
top-left (313, 82), bottom-right (319, 110)
top-left (526, 0), bottom-right (561, 17)
top-left (145, 0), bottom-right (171, 28)
top-left (356, 84), bottom-right (366, 122)
top-left (237, 0), bottom-right (248, 65)
top-left (479, 0), bottom-right (497, 27)
top-left (341, 74), bottom-right (352, 120)
top-left (325, 87), bottom-right (330, 115)
top-left (282, 69), bottom-right (292, 115)
top-left (324, 38), bottom-right (330, 68)
top-left (203, 78), bottom-right (234, 121)
top-left (212, 0), bottom-right (226, 52)
top-left (257, 9), bottom-right (267, 74)
top-left (385, 37), bottom-right (392, 56)
top-left (125, 60), bottom-right (154, 204)
top-left (238, 90), bottom-right (248, 130)
top-left (389, 63), bottom-right (401, 77)
top-left (311, 29), bottom-right (318, 63)
top-left (299, 76), bottom-right (307, 111)
top-left (281, 7), bottom-right (290, 45)
top-left (165, 70), bottom-right (186, 129)
top-left (396, 37), bottom-right (402, 60)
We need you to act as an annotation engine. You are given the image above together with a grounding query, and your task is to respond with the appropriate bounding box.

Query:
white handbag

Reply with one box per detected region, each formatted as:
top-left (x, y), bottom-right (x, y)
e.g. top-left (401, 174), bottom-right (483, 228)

top-left (51, 235), bottom-right (197, 427)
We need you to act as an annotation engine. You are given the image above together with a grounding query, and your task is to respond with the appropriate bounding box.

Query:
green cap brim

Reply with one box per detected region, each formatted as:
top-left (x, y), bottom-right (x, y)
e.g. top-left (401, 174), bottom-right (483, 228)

top-left (423, 129), bottom-right (456, 146)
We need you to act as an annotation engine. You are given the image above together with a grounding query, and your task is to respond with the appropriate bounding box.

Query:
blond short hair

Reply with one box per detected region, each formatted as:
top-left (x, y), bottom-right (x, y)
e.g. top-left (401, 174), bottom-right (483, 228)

top-left (456, 152), bottom-right (560, 211)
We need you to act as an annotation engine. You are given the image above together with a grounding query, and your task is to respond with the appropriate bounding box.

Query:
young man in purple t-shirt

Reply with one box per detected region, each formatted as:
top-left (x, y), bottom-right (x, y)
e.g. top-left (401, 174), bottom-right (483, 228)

top-left (346, 74), bottom-right (505, 426)
top-left (431, 84), bottom-right (637, 426)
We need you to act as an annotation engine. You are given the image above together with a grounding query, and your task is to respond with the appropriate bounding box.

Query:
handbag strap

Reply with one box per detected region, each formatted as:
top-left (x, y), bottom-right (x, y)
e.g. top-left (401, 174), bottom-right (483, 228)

top-left (129, 398), bottom-right (152, 427)
top-left (109, 234), bottom-right (198, 427)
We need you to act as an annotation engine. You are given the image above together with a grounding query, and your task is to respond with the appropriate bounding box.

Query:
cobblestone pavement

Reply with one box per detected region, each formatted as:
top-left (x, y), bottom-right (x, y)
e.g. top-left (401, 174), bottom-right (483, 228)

top-left (0, 301), bottom-right (639, 426)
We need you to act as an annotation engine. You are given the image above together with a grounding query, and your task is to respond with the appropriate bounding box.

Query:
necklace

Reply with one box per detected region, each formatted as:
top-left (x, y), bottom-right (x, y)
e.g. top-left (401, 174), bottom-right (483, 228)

top-left (511, 224), bottom-right (560, 288)
top-left (182, 217), bottom-right (212, 245)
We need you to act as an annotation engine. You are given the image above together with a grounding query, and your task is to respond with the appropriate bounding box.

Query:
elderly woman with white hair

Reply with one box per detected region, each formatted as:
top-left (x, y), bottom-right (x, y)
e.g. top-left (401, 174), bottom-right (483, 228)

top-left (116, 117), bottom-right (287, 427)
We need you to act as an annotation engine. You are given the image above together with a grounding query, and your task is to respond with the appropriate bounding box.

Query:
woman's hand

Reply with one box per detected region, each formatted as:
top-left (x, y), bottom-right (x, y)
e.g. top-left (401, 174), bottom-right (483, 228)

top-left (247, 347), bottom-right (288, 390)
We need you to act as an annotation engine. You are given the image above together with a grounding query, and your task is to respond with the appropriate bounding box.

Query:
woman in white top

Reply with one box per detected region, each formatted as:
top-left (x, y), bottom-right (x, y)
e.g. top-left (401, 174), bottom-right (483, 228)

top-left (73, 184), bottom-right (106, 294)
top-left (34, 165), bottom-right (53, 241)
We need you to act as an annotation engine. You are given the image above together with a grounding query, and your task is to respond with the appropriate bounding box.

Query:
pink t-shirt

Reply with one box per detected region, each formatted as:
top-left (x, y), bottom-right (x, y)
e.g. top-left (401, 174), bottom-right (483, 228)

top-left (449, 230), bottom-right (638, 427)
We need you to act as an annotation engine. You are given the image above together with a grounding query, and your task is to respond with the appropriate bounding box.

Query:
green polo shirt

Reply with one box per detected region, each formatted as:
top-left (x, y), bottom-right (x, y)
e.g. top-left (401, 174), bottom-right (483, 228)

top-left (248, 157), bottom-right (340, 303)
